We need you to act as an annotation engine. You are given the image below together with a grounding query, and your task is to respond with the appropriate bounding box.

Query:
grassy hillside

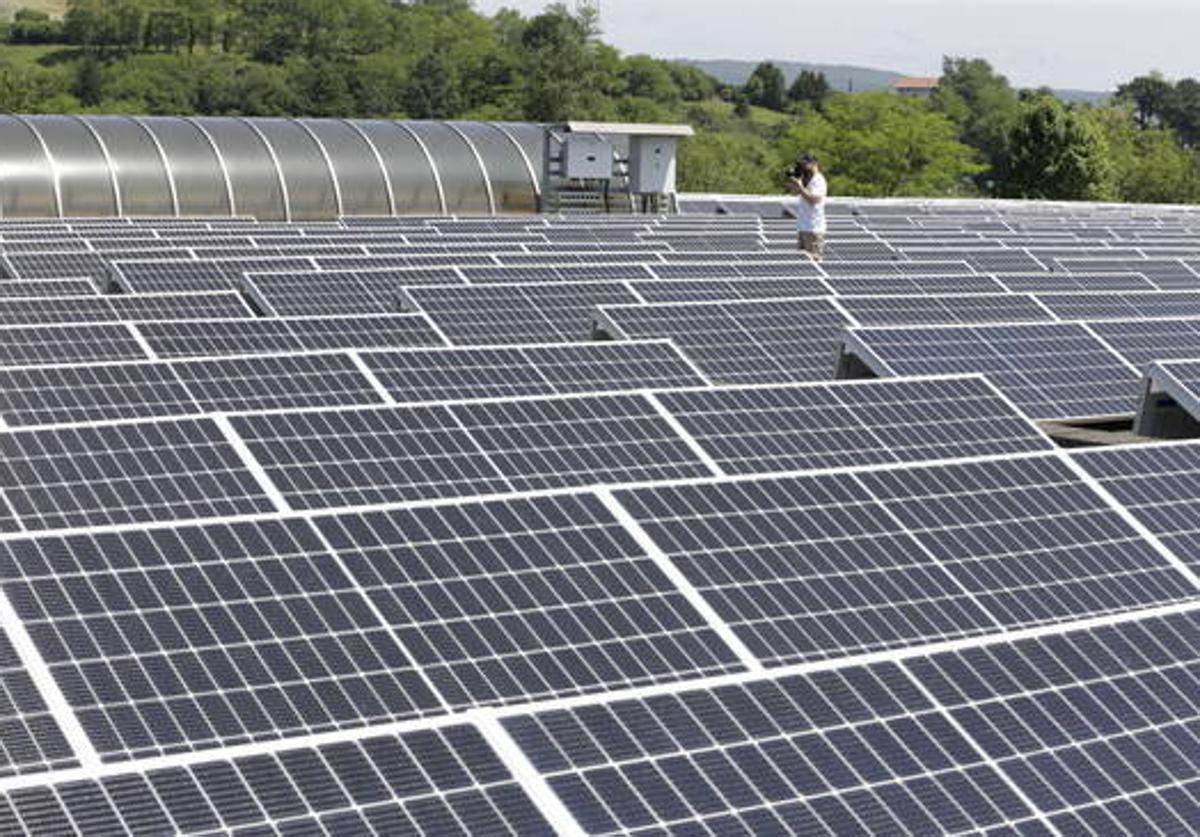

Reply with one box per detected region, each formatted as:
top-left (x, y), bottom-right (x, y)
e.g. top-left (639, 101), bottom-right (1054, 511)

top-left (680, 58), bottom-right (904, 94)
top-left (0, 0), bottom-right (65, 19)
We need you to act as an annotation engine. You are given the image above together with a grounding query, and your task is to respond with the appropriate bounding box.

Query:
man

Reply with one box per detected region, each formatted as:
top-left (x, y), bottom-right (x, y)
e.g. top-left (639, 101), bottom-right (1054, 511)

top-left (789, 154), bottom-right (827, 261)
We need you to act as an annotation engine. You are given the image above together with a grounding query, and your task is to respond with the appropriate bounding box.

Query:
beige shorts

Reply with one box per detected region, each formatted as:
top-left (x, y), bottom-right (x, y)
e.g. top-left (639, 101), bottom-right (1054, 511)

top-left (797, 231), bottom-right (825, 260)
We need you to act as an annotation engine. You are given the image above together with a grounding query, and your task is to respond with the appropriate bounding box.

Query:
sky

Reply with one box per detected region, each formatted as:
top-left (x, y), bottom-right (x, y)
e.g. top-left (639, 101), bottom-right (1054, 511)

top-left (472, 0), bottom-right (1197, 91)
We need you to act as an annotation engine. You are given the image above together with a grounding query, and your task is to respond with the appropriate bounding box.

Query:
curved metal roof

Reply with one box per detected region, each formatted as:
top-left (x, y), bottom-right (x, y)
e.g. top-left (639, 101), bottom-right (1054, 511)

top-left (0, 116), bottom-right (544, 220)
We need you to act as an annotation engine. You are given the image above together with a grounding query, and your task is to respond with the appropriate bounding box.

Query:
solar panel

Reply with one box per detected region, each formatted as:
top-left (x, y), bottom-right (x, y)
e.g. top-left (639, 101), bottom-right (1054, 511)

top-left (0, 323), bottom-right (148, 368)
top-left (1086, 318), bottom-right (1200, 368)
top-left (907, 608), bottom-right (1200, 834)
top-left (655, 378), bottom-right (1053, 474)
top-left (822, 274), bottom-right (1006, 295)
top-left (106, 292), bottom-right (254, 322)
top-left (821, 260), bottom-right (973, 276)
top-left (136, 317), bottom-right (304, 357)
top-left (135, 314), bottom-right (443, 358)
top-left (0, 626), bottom-right (77, 777)
top-left (1056, 258), bottom-right (1199, 289)
top-left (313, 493), bottom-right (745, 707)
top-left (0, 361), bottom-right (198, 427)
top-left (629, 278), bottom-right (824, 303)
top-left (0, 725), bottom-right (551, 834)
top-left (994, 271), bottom-right (1156, 292)
top-left (284, 314), bottom-right (445, 352)
top-left (597, 298), bottom-right (852, 385)
top-left (244, 271), bottom-right (391, 316)
top-left (449, 394), bottom-right (714, 491)
top-left (0, 296), bottom-right (117, 325)
top-left (360, 341), bottom-right (707, 404)
top-left (616, 455), bottom-right (1198, 664)
top-left (110, 260), bottom-right (234, 294)
top-left (231, 406), bottom-right (512, 507)
top-left (0, 417), bottom-right (278, 530)
top-left (5, 253), bottom-right (114, 288)
top-left (170, 352), bottom-right (389, 413)
top-left (1038, 291), bottom-right (1200, 321)
top-left (840, 293), bottom-right (1054, 325)
top-left (503, 660), bottom-right (1037, 834)
top-left (1073, 441), bottom-right (1200, 573)
top-left (404, 281), bottom-right (638, 344)
top-left (0, 518), bottom-right (444, 759)
top-left (841, 323), bottom-right (1142, 419)
top-left (0, 279), bottom-right (97, 298)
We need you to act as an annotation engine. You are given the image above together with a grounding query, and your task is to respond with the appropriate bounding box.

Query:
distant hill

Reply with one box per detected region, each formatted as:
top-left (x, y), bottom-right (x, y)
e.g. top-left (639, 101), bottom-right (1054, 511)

top-left (681, 59), bottom-right (903, 94)
top-left (681, 58), bottom-right (1110, 104)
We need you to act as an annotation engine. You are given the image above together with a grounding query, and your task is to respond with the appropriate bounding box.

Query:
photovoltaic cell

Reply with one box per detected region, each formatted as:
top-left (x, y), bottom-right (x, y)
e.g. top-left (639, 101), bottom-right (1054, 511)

top-left (615, 471), bottom-right (999, 664)
top-left (1073, 441), bottom-right (1200, 573)
top-left (450, 394), bottom-right (714, 491)
top-left (843, 323), bottom-right (1142, 419)
top-left (313, 493), bottom-right (744, 707)
top-left (994, 272), bottom-right (1155, 293)
top-left (0, 518), bottom-right (444, 759)
top-left (0, 417), bottom-right (277, 530)
top-left (107, 292), bottom-right (253, 322)
top-left (231, 406), bottom-right (512, 508)
top-left (245, 269), bottom-right (461, 317)
top-left (135, 314), bottom-right (443, 358)
top-left (169, 352), bottom-right (388, 413)
top-left (362, 342), bottom-right (707, 404)
top-left (0, 324), bottom-right (148, 369)
top-left (905, 608), bottom-right (1200, 834)
top-left (1086, 318), bottom-right (1200, 368)
top-left (0, 725), bottom-right (549, 834)
top-left (616, 456), bottom-right (1197, 665)
top-left (840, 293), bottom-right (1054, 326)
top-left (0, 626), bottom-right (77, 778)
top-left (655, 378), bottom-right (1053, 475)
top-left (822, 274), bottom-right (1006, 295)
top-left (855, 456), bottom-right (1200, 624)
top-left (599, 298), bottom-right (852, 385)
top-left (1037, 291), bottom-right (1200, 321)
top-left (110, 261), bottom-right (235, 294)
top-left (6, 253), bottom-right (114, 288)
top-left (285, 314), bottom-right (445, 352)
top-left (0, 362), bottom-right (198, 427)
top-left (404, 282), bottom-right (638, 344)
top-left (628, 278), bottom-right (823, 304)
top-left (504, 661), bottom-right (1036, 834)
top-left (0, 279), bottom-right (97, 298)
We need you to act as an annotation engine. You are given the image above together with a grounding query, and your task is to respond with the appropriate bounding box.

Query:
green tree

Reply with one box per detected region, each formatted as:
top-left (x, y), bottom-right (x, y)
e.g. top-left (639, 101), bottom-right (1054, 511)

top-left (787, 70), bottom-right (829, 109)
top-left (402, 49), bottom-right (461, 118)
top-left (1092, 107), bottom-right (1200, 203)
top-left (519, 5), bottom-right (596, 121)
top-left (1116, 72), bottom-right (1174, 129)
top-left (778, 91), bottom-right (984, 196)
top-left (1164, 78), bottom-right (1200, 147)
top-left (743, 61), bottom-right (786, 111)
top-left (1006, 96), bottom-right (1117, 201)
top-left (677, 131), bottom-right (781, 194)
top-left (931, 57), bottom-right (1020, 193)
top-left (73, 53), bottom-right (103, 106)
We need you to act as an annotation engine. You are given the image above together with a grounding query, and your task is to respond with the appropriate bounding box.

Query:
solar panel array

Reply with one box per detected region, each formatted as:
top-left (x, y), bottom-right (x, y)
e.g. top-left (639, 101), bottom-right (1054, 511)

top-left (5, 202), bottom-right (1200, 834)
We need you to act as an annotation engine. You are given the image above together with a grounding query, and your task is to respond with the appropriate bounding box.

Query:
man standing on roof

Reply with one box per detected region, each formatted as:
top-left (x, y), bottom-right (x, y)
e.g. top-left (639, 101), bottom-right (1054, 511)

top-left (789, 154), bottom-right (827, 261)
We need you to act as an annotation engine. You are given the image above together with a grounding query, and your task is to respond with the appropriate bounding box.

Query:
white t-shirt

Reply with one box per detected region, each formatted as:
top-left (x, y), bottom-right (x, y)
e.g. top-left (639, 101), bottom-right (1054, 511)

top-left (796, 172), bottom-right (828, 234)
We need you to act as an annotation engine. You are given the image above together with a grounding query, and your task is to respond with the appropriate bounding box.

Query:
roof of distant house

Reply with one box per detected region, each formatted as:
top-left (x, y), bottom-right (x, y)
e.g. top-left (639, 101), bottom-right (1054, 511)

top-left (893, 76), bottom-right (940, 90)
